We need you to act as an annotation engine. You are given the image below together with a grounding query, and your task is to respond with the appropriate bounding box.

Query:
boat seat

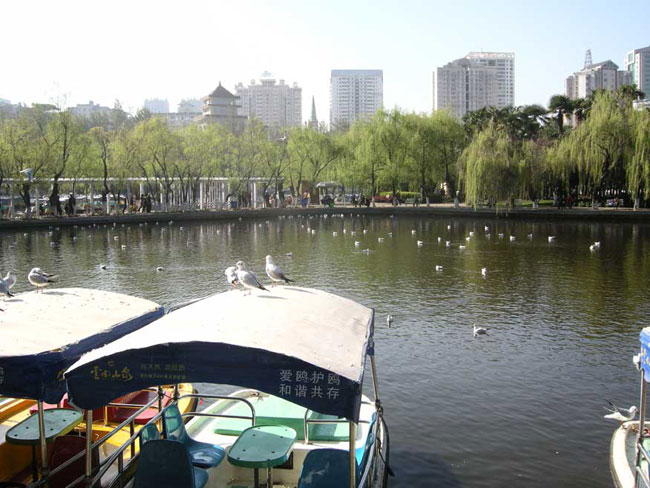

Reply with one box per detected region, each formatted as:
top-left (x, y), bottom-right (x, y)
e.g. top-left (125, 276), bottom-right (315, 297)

top-left (163, 404), bottom-right (225, 469)
top-left (138, 423), bottom-right (161, 450)
top-left (47, 435), bottom-right (99, 488)
top-left (133, 440), bottom-right (208, 488)
top-left (298, 448), bottom-right (358, 488)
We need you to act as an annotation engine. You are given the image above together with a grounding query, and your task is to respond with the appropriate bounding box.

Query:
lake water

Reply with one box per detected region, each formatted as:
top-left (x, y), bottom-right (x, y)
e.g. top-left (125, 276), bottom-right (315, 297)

top-left (1, 213), bottom-right (648, 487)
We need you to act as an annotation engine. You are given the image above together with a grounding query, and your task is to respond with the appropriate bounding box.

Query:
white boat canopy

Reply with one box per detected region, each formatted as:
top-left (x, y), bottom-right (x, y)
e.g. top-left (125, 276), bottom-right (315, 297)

top-left (65, 287), bottom-right (375, 421)
top-left (0, 288), bottom-right (163, 402)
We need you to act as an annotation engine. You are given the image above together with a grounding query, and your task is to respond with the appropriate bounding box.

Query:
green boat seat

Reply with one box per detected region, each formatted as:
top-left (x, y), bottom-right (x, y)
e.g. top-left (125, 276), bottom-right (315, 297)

top-left (134, 440), bottom-right (208, 488)
top-left (164, 404), bottom-right (225, 468)
top-left (138, 423), bottom-right (160, 450)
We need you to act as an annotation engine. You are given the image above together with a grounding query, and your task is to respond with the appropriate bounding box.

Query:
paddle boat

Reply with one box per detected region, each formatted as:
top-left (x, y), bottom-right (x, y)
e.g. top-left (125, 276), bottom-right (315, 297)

top-left (65, 286), bottom-right (392, 488)
top-left (0, 288), bottom-right (195, 487)
top-left (610, 327), bottom-right (650, 488)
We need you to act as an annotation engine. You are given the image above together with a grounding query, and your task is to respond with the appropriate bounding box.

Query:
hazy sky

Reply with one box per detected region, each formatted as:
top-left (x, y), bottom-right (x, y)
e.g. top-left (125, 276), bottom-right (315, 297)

top-left (2, 0), bottom-right (648, 123)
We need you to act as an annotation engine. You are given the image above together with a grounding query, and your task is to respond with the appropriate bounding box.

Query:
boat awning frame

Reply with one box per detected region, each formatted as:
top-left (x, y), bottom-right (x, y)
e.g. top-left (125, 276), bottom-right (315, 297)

top-left (65, 287), bottom-right (375, 421)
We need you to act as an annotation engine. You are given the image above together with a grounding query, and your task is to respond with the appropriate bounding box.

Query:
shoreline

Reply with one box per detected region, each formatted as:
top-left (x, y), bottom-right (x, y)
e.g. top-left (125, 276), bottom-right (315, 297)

top-left (0, 204), bottom-right (649, 230)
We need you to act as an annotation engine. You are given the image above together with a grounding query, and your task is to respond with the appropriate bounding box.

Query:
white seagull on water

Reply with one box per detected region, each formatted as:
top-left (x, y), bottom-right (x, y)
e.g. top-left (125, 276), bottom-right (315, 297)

top-left (28, 267), bottom-right (58, 293)
top-left (265, 255), bottom-right (294, 286)
top-left (473, 324), bottom-right (488, 338)
top-left (236, 260), bottom-right (268, 294)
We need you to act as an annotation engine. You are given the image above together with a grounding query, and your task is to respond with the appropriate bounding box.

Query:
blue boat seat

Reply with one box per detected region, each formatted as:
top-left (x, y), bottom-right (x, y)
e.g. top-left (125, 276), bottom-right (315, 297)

top-left (138, 423), bottom-right (160, 450)
top-left (163, 403), bottom-right (225, 468)
top-left (298, 449), bottom-right (358, 488)
top-left (134, 440), bottom-right (209, 488)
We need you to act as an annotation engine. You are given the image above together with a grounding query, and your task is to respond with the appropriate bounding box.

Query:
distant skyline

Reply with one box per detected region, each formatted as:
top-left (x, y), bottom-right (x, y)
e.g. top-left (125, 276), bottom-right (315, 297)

top-left (1, 0), bottom-right (648, 124)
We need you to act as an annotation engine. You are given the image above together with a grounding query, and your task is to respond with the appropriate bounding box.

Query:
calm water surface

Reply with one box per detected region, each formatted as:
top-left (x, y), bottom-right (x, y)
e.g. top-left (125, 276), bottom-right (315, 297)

top-left (2, 214), bottom-right (649, 487)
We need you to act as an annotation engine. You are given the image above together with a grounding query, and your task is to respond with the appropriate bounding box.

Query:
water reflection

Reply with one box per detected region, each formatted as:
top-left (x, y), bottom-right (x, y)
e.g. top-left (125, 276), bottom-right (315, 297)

top-left (1, 214), bottom-right (648, 487)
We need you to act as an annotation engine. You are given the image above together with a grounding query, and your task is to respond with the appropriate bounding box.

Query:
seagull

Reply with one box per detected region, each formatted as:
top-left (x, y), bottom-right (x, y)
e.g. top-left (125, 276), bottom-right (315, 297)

top-left (225, 266), bottom-right (239, 288)
top-left (28, 267), bottom-right (58, 293)
top-left (498, 233), bottom-right (504, 239)
top-left (417, 240), bottom-right (423, 247)
top-left (484, 226), bottom-right (489, 232)
top-left (435, 265), bottom-right (443, 271)
top-left (437, 237), bottom-right (442, 243)
top-left (265, 255), bottom-right (294, 285)
top-left (447, 225), bottom-right (451, 230)
top-left (3, 271), bottom-right (16, 290)
top-left (235, 261), bottom-right (268, 294)
top-left (589, 244), bottom-right (596, 252)
top-left (361, 248), bottom-right (371, 254)
top-left (286, 252), bottom-right (293, 258)
top-left (0, 277), bottom-right (14, 298)
top-left (121, 245), bottom-right (127, 249)
top-left (459, 245), bottom-right (466, 250)
top-left (311, 230), bottom-right (316, 235)
top-left (363, 230), bottom-right (368, 234)
top-left (528, 233), bottom-right (533, 239)
top-left (350, 231), bottom-right (356, 236)
top-left (355, 241), bottom-right (360, 247)
top-left (466, 236), bottom-right (471, 242)
top-left (594, 241), bottom-right (601, 248)
top-left (510, 236), bottom-right (516, 242)
top-left (100, 264), bottom-right (107, 270)
top-left (473, 324), bottom-right (488, 338)
top-left (332, 232), bottom-right (338, 236)
top-left (548, 236), bottom-right (556, 242)
top-left (481, 267), bottom-right (487, 277)
top-left (604, 401), bottom-right (638, 426)
top-left (378, 237), bottom-right (384, 243)
top-left (386, 314), bottom-right (393, 327)
top-left (469, 231), bottom-right (475, 237)
top-left (445, 241), bottom-right (451, 247)
top-left (411, 230), bottom-right (417, 235)
top-left (156, 266), bottom-right (164, 272)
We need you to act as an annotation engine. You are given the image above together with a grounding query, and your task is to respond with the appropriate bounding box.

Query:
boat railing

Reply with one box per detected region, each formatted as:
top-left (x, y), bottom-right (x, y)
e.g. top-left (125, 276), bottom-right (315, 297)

top-left (636, 440), bottom-right (650, 488)
top-left (28, 392), bottom-right (162, 488)
top-left (84, 393), bottom-right (256, 488)
top-left (303, 407), bottom-right (370, 445)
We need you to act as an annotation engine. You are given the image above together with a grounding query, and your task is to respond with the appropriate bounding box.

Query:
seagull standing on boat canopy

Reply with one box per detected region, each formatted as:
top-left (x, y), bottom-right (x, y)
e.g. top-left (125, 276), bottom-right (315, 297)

top-left (225, 266), bottom-right (239, 288)
top-left (235, 260), bottom-right (268, 294)
top-left (0, 276), bottom-right (14, 298)
top-left (604, 401), bottom-right (637, 426)
top-left (3, 271), bottom-right (16, 290)
top-left (265, 255), bottom-right (294, 286)
top-left (28, 267), bottom-right (58, 293)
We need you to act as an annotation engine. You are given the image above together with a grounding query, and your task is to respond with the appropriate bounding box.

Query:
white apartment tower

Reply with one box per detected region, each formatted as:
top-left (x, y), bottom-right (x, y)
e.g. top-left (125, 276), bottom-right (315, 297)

top-left (330, 70), bottom-right (383, 130)
top-left (565, 53), bottom-right (632, 100)
top-left (433, 52), bottom-right (514, 119)
top-left (235, 72), bottom-right (302, 130)
top-left (144, 98), bottom-right (169, 114)
top-left (625, 45), bottom-right (650, 99)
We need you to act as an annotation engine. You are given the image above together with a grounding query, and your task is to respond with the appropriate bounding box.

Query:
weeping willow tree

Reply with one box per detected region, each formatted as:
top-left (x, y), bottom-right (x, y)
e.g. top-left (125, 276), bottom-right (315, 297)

top-left (459, 121), bottom-right (521, 208)
top-left (627, 109), bottom-right (650, 206)
top-left (552, 91), bottom-right (634, 202)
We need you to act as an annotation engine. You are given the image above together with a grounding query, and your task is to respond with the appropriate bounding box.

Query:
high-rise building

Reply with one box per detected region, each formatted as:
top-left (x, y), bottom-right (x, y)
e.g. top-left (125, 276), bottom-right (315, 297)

top-left (465, 52), bottom-right (515, 108)
top-left (201, 83), bottom-right (247, 131)
top-left (434, 58), bottom-right (498, 119)
top-left (433, 52), bottom-right (514, 119)
top-left (625, 45), bottom-right (650, 99)
top-left (565, 53), bottom-right (632, 99)
top-left (144, 98), bottom-right (169, 114)
top-left (235, 72), bottom-right (302, 130)
top-left (330, 69), bottom-right (383, 130)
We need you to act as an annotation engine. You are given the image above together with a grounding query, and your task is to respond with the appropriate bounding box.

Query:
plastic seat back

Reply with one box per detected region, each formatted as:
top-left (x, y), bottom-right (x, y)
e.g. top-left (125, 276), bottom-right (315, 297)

top-left (134, 440), bottom-right (196, 488)
top-left (298, 448), bottom-right (356, 488)
top-left (138, 423), bottom-right (161, 450)
top-left (163, 404), bottom-right (188, 443)
top-left (48, 435), bottom-right (99, 488)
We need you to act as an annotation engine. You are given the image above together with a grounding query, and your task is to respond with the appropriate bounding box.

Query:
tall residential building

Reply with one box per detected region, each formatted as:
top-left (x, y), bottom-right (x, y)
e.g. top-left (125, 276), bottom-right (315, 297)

top-left (235, 73), bottom-right (302, 131)
top-left (565, 54), bottom-right (632, 99)
top-left (433, 52), bottom-right (514, 119)
top-left (625, 45), bottom-right (650, 98)
top-left (201, 82), bottom-right (247, 131)
top-left (330, 69), bottom-right (383, 130)
top-left (465, 52), bottom-right (515, 108)
top-left (434, 58), bottom-right (498, 119)
top-left (144, 98), bottom-right (169, 114)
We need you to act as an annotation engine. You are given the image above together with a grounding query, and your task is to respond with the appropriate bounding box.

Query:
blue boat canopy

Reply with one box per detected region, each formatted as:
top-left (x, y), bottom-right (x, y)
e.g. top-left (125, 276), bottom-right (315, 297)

top-left (640, 328), bottom-right (650, 380)
top-left (0, 288), bottom-right (164, 403)
top-left (65, 287), bottom-right (375, 421)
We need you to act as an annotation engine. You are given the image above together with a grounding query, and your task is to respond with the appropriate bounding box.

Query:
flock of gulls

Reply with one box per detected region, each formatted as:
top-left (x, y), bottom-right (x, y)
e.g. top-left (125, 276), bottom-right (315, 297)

top-left (224, 255), bottom-right (294, 295)
top-left (0, 268), bottom-right (57, 298)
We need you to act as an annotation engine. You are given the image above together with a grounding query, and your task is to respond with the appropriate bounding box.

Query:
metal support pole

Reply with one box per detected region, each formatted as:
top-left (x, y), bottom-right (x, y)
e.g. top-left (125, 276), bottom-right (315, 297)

top-left (370, 355), bottom-right (380, 402)
top-left (37, 401), bottom-right (49, 481)
top-left (349, 421), bottom-right (356, 488)
top-left (157, 385), bottom-right (164, 413)
top-left (85, 409), bottom-right (93, 479)
top-left (636, 369), bottom-right (647, 488)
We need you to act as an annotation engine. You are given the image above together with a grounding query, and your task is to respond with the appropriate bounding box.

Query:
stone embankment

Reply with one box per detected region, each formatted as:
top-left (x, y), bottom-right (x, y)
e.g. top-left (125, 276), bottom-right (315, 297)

top-left (0, 204), bottom-right (649, 230)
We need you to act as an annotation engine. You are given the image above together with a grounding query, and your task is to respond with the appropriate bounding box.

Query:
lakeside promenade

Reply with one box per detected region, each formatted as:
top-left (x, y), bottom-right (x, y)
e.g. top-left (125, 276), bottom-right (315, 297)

top-left (1, 204), bottom-right (650, 230)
